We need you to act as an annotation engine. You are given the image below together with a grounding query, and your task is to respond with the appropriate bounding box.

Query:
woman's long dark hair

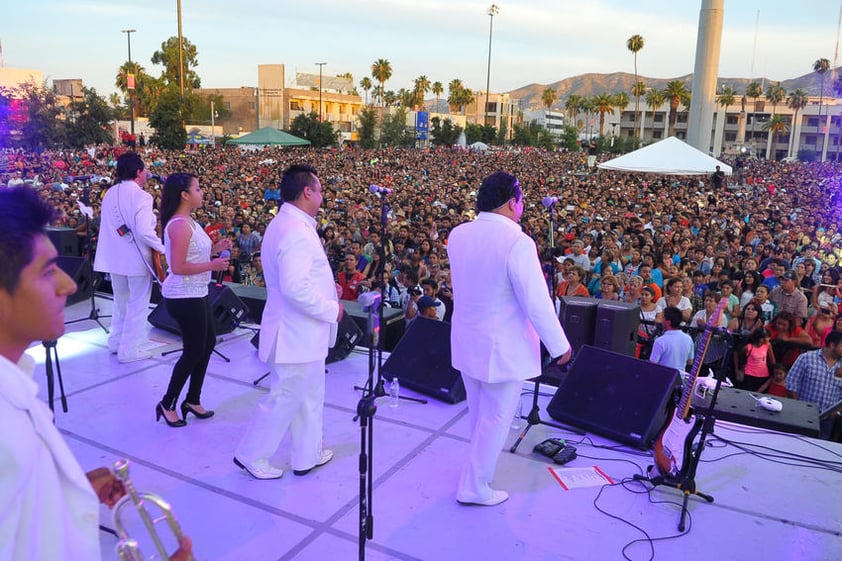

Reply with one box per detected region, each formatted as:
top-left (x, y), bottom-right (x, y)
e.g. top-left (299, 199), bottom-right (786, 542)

top-left (159, 173), bottom-right (197, 241)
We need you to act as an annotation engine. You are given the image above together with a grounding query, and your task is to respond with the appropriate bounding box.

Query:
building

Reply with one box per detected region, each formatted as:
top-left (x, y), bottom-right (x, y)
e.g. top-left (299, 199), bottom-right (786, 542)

top-left (464, 91), bottom-right (520, 139)
top-left (523, 109), bottom-right (566, 139)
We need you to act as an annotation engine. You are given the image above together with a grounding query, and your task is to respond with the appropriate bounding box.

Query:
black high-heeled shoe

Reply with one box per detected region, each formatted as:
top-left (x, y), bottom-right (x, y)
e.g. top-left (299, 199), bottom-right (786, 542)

top-left (180, 401), bottom-right (215, 420)
top-left (156, 402), bottom-right (186, 427)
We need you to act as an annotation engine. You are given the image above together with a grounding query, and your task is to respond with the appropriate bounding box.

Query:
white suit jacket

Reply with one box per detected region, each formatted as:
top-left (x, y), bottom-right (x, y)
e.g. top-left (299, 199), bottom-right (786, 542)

top-left (94, 179), bottom-right (165, 276)
top-left (0, 354), bottom-right (100, 560)
top-left (449, 212), bottom-right (570, 383)
top-left (259, 203), bottom-right (339, 365)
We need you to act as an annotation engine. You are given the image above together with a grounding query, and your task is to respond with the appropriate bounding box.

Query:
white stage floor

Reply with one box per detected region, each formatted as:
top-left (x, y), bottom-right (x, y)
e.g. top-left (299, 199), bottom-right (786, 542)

top-left (25, 295), bottom-right (842, 561)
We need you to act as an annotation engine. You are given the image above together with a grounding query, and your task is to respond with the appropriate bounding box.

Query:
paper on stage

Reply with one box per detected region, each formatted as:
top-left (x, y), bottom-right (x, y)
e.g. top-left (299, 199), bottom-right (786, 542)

top-left (548, 466), bottom-right (614, 490)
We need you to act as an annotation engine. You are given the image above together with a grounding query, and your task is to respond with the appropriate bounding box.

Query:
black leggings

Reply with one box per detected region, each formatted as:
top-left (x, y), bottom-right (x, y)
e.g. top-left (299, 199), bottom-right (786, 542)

top-left (161, 296), bottom-right (216, 409)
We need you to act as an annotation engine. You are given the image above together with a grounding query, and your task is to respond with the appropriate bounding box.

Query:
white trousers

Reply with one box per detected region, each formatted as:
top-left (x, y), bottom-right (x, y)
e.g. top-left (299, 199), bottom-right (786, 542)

top-left (457, 375), bottom-right (522, 503)
top-left (108, 273), bottom-right (152, 357)
top-left (236, 360), bottom-right (325, 471)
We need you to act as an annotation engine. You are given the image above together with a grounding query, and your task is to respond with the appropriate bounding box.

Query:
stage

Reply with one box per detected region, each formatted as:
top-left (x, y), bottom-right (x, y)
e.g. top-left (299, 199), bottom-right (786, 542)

top-left (26, 295), bottom-right (842, 561)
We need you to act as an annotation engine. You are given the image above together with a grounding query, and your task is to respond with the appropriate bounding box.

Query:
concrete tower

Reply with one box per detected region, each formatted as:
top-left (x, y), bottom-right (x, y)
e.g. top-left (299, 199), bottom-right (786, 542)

top-left (687, 0), bottom-right (725, 153)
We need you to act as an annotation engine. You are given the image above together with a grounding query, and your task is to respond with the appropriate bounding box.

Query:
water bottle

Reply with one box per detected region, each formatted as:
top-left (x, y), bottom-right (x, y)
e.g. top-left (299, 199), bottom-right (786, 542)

top-left (388, 377), bottom-right (400, 408)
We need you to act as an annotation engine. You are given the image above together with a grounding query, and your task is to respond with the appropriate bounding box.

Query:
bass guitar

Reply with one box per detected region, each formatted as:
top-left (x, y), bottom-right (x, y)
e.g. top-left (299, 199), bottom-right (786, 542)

top-left (653, 297), bottom-right (728, 478)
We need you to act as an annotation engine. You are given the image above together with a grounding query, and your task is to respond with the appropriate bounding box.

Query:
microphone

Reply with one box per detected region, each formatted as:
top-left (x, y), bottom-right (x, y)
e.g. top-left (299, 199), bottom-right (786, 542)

top-left (216, 249), bottom-right (230, 285)
top-left (149, 174), bottom-right (167, 183)
top-left (369, 184), bottom-right (392, 195)
top-left (542, 196), bottom-right (558, 208)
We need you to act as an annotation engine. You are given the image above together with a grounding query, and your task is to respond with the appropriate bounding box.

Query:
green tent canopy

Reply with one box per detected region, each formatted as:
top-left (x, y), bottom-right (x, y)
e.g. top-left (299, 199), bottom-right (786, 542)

top-left (228, 127), bottom-right (311, 147)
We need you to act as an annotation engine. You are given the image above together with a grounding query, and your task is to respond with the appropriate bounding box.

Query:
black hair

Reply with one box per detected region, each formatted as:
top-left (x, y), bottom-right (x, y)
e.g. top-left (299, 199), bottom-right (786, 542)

top-left (825, 330), bottom-right (842, 348)
top-left (475, 171), bottom-right (520, 212)
top-left (280, 164), bottom-right (318, 202)
top-left (748, 327), bottom-right (771, 345)
top-left (116, 152), bottom-right (145, 181)
top-left (159, 173), bottom-right (198, 240)
top-left (662, 306), bottom-right (683, 328)
top-left (0, 186), bottom-right (57, 292)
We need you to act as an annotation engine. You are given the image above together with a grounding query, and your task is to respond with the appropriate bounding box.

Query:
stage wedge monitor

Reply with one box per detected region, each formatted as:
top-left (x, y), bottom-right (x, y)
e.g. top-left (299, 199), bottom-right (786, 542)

top-left (546, 345), bottom-right (680, 450)
top-left (148, 282), bottom-right (249, 335)
top-left (382, 318), bottom-right (465, 404)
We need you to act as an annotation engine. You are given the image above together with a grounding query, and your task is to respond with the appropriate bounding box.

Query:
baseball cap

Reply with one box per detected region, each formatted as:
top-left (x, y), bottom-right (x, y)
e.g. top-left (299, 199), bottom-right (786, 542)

top-left (780, 270), bottom-right (797, 281)
top-left (417, 296), bottom-right (441, 311)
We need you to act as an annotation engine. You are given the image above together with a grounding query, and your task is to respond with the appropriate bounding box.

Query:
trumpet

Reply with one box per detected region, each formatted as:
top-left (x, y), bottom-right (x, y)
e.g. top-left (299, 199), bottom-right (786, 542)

top-left (111, 458), bottom-right (194, 561)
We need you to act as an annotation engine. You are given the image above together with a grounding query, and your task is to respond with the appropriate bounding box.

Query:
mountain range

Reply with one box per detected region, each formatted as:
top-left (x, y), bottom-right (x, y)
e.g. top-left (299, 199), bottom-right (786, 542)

top-left (509, 68), bottom-right (841, 111)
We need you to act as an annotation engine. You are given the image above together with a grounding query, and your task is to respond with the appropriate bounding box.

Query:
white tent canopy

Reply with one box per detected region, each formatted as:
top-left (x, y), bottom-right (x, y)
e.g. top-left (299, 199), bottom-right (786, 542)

top-left (598, 136), bottom-right (732, 175)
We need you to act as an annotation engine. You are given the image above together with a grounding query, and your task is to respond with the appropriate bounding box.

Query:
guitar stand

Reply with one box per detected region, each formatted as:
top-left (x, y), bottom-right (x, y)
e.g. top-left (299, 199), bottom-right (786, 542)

top-left (634, 380), bottom-right (723, 532)
top-left (510, 364), bottom-right (585, 454)
top-left (161, 346), bottom-right (231, 363)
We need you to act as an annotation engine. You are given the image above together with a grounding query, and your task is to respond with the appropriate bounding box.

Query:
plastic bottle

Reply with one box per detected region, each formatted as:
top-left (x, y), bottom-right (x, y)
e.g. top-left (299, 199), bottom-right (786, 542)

top-left (388, 377), bottom-right (400, 408)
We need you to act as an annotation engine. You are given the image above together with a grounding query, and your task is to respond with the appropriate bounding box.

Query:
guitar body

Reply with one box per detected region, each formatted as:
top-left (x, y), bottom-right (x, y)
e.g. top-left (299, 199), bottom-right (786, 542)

top-left (151, 251), bottom-right (168, 284)
top-left (653, 298), bottom-right (728, 478)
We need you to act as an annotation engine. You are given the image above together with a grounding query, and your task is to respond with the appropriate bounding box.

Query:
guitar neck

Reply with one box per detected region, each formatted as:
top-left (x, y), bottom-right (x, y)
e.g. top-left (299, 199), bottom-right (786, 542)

top-left (675, 298), bottom-right (728, 420)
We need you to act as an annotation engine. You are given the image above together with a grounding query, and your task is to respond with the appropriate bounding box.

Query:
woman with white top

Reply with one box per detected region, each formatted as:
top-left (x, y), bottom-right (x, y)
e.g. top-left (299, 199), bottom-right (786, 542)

top-left (157, 173), bottom-right (231, 427)
top-left (655, 277), bottom-right (693, 324)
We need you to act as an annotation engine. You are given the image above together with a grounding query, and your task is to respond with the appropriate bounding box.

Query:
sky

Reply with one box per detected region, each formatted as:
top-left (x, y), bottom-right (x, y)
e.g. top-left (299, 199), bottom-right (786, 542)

top-left (3, 0), bottom-right (842, 99)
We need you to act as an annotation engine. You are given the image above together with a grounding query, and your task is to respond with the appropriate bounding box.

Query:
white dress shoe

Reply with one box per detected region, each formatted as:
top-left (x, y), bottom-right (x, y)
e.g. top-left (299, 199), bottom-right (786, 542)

top-left (293, 449), bottom-right (334, 476)
top-left (233, 457), bottom-right (284, 480)
top-left (456, 490), bottom-right (509, 506)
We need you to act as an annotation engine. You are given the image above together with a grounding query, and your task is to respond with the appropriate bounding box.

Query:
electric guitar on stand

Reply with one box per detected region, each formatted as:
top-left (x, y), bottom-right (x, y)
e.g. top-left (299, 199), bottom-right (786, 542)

top-left (653, 297), bottom-right (728, 478)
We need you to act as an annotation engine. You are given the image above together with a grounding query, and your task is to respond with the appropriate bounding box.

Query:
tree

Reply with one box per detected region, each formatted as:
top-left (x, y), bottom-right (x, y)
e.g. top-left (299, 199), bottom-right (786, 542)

top-left (431, 81), bottom-right (443, 112)
top-left (290, 111), bottom-right (336, 148)
top-left (151, 36), bottom-right (201, 90)
top-left (592, 93), bottom-right (614, 136)
top-left (413, 75), bottom-right (431, 109)
top-left (16, 82), bottom-right (66, 150)
top-left (541, 87), bottom-right (557, 111)
top-left (763, 114), bottom-right (789, 160)
top-left (66, 87), bottom-right (117, 148)
top-left (447, 79), bottom-right (473, 114)
top-left (718, 86), bottom-right (736, 114)
top-left (371, 59), bottom-right (392, 108)
top-left (192, 92), bottom-right (231, 126)
top-left (148, 88), bottom-right (187, 149)
top-left (663, 80), bottom-right (690, 137)
top-left (765, 82), bottom-right (786, 115)
top-left (561, 124), bottom-right (580, 152)
top-left (626, 34), bottom-right (645, 137)
top-left (372, 85), bottom-right (383, 106)
top-left (814, 57), bottom-right (831, 159)
top-left (786, 88), bottom-right (808, 157)
top-left (464, 122), bottom-right (484, 144)
top-left (745, 81), bottom-right (762, 111)
top-left (397, 88), bottom-right (413, 108)
top-left (430, 116), bottom-right (462, 146)
top-left (613, 92), bottom-right (629, 114)
top-left (357, 105), bottom-right (378, 148)
top-left (564, 94), bottom-right (582, 125)
top-left (380, 107), bottom-right (412, 146)
top-left (359, 77), bottom-right (372, 105)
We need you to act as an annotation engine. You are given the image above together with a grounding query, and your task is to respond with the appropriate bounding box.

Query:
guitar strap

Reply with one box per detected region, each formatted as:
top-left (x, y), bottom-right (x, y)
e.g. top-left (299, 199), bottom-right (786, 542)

top-left (114, 182), bottom-right (161, 283)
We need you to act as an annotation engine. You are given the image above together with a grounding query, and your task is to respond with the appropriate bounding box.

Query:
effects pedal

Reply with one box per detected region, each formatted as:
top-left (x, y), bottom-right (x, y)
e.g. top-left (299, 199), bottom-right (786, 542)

top-left (552, 444), bottom-right (578, 465)
top-left (533, 438), bottom-right (566, 459)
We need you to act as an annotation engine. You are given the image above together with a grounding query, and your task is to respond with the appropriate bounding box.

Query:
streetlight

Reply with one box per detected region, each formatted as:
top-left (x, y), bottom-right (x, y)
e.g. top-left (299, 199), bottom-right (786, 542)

top-left (316, 62), bottom-right (327, 122)
top-left (121, 28), bottom-right (136, 135)
top-left (484, 5), bottom-right (500, 128)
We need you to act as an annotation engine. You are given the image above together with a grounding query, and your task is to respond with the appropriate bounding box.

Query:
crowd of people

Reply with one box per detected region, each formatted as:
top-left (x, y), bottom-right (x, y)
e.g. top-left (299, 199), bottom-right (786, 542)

top-left (2, 142), bottom-right (842, 439)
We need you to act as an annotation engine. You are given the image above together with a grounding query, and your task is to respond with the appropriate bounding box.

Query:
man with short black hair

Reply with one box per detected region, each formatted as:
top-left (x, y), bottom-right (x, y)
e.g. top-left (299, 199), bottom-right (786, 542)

top-left (650, 306), bottom-right (695, 373)
top-left (786, 330), bottom-right (842, 440)
top-left (769, 270), bottom-right (808, 322)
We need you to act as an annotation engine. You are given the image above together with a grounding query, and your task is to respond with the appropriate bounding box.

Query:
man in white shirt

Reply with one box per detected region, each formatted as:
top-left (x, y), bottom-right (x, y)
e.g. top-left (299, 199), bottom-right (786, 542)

top-left (448, 171), bottom-right (571, 507)
top-left (0, 187), bottom-right (192, 561)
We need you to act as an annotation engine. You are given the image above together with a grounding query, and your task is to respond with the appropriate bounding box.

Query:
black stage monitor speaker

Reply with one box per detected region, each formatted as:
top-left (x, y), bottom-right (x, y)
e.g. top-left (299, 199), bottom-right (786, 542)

top-left (148, 282), bottom-right (249, 335)
top-left (342, 299), bottom-right (405, 351)
top-left (225, 283), bottom-right (266, 323)
top-left (559, 296), bottom-right (598, 352)
top-left (327, 313), bottom-right (364, 364)
top-left (382, 318), bottom-right (465, 404)
top-left (593, 300), bottom-right (640, 357)
top-left (57, 256), bottom-right (92, 306)
top-left (47, 227), bottom-right (80, 257)
top-left (547, 345), bottom-right (680, 450)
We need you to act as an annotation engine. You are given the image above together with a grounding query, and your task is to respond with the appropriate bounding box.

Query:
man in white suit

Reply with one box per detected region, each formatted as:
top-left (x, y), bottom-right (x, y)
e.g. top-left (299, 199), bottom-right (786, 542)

top-left (235, 164), bottom-right (343, 480)
top-left (0, 187), bottom-right (192, 560)
top-left (448, 171), bottom-right (572, 506)
top-left (94, 152), bottom-right (165, 363)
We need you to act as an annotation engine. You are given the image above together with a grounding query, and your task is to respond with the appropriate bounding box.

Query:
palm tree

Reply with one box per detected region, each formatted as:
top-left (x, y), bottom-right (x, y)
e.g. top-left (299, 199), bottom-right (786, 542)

top-left (786, 88), bottom-right (808, 157)
top-left (360, 77), bottom-right (372, 105)
top-left (372, 85), bottom-right (384, 106)
top-left (593, 93), bottom-right (614, 136)
top-left (565, 94), bottom-right (582, 125)
top-left (579, 96), bottom-right (596, 137)
top-left (765, 82), bottom-right (786, 115)
top-left (541, 87), bottom-right (557, 111)
top-left (371, 59), bottom-right (392, 108)
top-left (763, 114), bottom-right (789, 160)
top-left (814, 57), bottom-right (831, 159)
top-left (631, 81), bottom-right (647, 138)
top-left (413, 75), bottom-right (431, 109)
top-left (626, 34), bottom-right (645, 137)
top-left (431, 81), bottom-right (443, 112)
top-left (663, 80), bottom-right (691, 137)
top-left (745, 81), bottom-right (762, 110)
top-left (447, 79), bottom-right (473, 114)
top-left (397, 88), bottom-right (413, 108)
top-left (718, 86), bottom-right (736, 114)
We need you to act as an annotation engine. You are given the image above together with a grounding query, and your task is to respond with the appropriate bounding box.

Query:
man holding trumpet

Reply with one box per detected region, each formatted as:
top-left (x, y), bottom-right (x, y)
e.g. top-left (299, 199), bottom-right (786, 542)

top-left (0, 187), bottom-right (191, 560)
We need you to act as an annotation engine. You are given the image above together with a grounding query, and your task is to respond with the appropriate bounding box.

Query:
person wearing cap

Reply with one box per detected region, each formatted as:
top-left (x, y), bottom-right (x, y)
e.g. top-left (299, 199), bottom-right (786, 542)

top-left (416, 295), bottom-right (441, 320)
top-left (448, 171), bottom-right (572, 507)
top-left (769, 270), bottom-right (808, 323)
